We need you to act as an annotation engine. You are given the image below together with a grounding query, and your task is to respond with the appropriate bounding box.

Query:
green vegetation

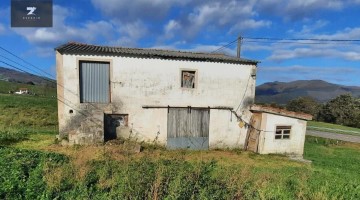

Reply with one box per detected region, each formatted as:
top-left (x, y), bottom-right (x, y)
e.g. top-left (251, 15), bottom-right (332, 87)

top-left (0, 94), bottom-right (57, 131)
top-left (0, 147), bottom-right (68, 199)
top-left (287, 94), bottom-right (360, 129)
top-left (0, 80), bottom-right (56, 96)
top-left (0, 136), bottom-right (359, 199)
top-left (0, 82), bottom-right (359, 199)
top-left (286, 96), bottom-right (320, 117)
top-left (308, 121), bottom-right (360, 136)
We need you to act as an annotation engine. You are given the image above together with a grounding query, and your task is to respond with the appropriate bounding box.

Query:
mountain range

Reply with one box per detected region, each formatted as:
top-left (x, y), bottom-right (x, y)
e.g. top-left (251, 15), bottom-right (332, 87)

top-left (255, 80), bottom-right (360, 104)
top-left (0, 66), bottom-right (55, 87)
top-left (1, 67), bottom-right (359, 104)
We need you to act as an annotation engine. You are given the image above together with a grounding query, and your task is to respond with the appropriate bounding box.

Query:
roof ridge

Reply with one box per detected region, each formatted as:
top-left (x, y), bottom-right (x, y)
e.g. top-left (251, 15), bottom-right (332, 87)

top-left (55, 42), bottom-right (259, 64)
top-left (67, 42), bottom-right (224, 56)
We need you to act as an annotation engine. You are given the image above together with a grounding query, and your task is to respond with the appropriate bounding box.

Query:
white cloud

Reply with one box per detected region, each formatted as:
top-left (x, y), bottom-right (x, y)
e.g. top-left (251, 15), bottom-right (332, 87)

top-left (163, 20), bottom-right (182, 40)
top-left (262, 25), bottom-right (360, 61)
top-left (119, 20), bottom-right (148, 41)
top-left (229, 19), bottom-right (271, 34)
top-left (256, 0), bottom-right (345, 21)
top-left (308, 27), bottom-right (360, 40)
top-left (91, 0), bottom-right (186, 23)
top-left (0, 23), bottom-right (5, 34)
top-left (13, 5), bottom-right (115, 56)
top-left (257, 65), bottom-right (360, 84)
top-left (268, 47), bottom-right (360, 61)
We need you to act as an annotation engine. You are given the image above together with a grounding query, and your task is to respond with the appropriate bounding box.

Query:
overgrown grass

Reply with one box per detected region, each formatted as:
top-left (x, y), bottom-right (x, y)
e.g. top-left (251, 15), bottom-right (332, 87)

top-left (0, 80), bottom-right (56, 96)
top-left (1, 83), bottom-right (359, 199)
top-left (0, 94), bottom-right (57, 134)
top-left (0, 129), bottom-right (29, 145)
top-left (0, 147), bottom-right (68, 199)
top-left (308, 121), bottom-right (360, 136)
top-left (1, 136), bottom-right (359, 199)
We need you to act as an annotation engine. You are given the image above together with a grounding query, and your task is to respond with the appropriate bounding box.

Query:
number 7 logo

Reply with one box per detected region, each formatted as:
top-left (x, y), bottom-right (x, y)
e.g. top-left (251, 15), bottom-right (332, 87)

top-left (27, 7), bottom-right (36, 15)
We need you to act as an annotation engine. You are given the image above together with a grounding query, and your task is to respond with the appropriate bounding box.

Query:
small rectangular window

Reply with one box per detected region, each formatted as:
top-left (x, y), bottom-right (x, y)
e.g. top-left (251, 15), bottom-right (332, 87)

top-left (275, 126), bottom-right (291, 140)
top-left (181, 70), bottom-right (196, 88)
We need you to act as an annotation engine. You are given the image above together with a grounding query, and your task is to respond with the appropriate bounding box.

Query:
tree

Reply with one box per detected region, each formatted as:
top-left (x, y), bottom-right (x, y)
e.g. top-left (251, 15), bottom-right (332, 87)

top-left (318, 94), bottom-right (360, 128)
top-left (286, 96), bottom-right (320, 118)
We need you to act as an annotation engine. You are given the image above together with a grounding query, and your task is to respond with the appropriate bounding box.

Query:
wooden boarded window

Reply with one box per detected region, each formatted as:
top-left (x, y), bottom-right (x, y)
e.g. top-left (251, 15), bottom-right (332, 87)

top-left (181, 71), bottom-right (196, 88)
top-left (275, 126), bottom-right (291, 139)
top-left (79, 61), bottom-right (110, 103)
top-left (167, 108), bottom-right (209, 149)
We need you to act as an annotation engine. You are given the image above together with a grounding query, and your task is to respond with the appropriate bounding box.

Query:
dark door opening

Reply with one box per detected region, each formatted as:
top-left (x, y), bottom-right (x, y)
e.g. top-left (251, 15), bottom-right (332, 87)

top-left (104, 114), bottom-right (128, 142)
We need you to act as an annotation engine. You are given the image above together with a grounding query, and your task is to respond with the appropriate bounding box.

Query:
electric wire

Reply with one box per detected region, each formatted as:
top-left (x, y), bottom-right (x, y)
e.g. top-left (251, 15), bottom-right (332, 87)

top-left (0, 59), bottom-right (103, 127)
top-left (211, 38), bottom-right (238, 53)
top-left (0, 47), bottom-right (104, 112)
top-left (243, 37), bottom-right (360, 42)
top-left (0, 46), bottom-right (56, 79)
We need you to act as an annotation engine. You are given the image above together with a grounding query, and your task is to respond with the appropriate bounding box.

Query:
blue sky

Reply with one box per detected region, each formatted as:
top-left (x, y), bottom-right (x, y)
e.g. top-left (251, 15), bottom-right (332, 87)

top-left (0, 0), bottom-right (360, 86)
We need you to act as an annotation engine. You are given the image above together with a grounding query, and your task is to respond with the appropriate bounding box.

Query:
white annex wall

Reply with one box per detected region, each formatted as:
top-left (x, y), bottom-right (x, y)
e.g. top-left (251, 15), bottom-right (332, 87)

top-left (58, 53), bottom-right (256, 148)
top-left (258, 113), bottom-right (307, 155)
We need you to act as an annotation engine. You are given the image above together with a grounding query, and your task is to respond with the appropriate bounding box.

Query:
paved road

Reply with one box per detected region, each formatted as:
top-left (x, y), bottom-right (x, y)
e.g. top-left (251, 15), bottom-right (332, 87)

top-left (306, 130), bottom-right (360, 143)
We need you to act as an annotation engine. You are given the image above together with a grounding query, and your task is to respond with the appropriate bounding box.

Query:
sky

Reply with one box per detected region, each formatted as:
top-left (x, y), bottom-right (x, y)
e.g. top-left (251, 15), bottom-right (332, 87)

top-left (0, 0), bottom-right (360, 86)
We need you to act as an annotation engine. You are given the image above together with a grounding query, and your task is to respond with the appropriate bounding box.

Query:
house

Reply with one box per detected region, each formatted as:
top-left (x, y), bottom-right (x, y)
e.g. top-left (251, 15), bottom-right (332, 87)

top-left (55, 42), bottom-right (311, 156)
top-left (15, 88), bottom-right (29, 94)
top-left (245, 105), bottom-right (312, 156)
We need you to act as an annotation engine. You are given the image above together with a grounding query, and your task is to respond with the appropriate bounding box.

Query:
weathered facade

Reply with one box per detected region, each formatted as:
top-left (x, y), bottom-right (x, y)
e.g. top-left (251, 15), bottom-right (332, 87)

top-left (55, 42), bottom-right (258, 149)
top-left (55, 42), bottom-right (311, 155)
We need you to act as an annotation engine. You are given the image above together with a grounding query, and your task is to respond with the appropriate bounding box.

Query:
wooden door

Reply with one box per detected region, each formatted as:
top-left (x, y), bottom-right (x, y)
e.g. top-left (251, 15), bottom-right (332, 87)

top-left (245, 113), bottom-right (262, 152)
top-left (167, 108), bottom-right (210, 150)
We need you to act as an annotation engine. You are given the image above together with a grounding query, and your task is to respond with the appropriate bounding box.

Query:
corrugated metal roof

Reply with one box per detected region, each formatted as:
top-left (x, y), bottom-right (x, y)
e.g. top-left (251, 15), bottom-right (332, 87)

top-left (55, 42), bottom-right (259, 65)
top-left (250, 105), bottom-right (313, 121)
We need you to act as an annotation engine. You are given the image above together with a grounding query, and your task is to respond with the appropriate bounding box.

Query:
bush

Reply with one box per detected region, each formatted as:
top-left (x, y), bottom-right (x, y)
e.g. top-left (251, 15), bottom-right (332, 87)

top-left (0, 129), bottom-right (29, 144)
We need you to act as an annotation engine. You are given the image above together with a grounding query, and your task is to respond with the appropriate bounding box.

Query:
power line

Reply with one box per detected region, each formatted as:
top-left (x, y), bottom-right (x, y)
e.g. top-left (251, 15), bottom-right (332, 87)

top-left (0, 46), bottom-right (102, 111)
top-left (0, 46), bottom-right (56, 79)
top-left (0, 54), bottom-right (53, 81)
top-left (0, 59), bottom-right (103, 127)
top-left (211, 38), bottom-right (238, 53)
top-left (243, 37), bottom-right (360, 42)
top-left (243, 40), bottom-right (334, 45)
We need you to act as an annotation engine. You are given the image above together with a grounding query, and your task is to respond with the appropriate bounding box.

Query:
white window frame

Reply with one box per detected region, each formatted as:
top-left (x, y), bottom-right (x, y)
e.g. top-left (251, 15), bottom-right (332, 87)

top-left (275, 126), bottom-right (291, 140)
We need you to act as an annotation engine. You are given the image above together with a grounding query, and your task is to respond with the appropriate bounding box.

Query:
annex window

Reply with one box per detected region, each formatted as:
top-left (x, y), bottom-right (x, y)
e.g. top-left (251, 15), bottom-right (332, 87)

top-left (79, 61), bottom-right (110, 103)
top-left (275, 126), bottom-right (291, 139)
top-left (181, 70), bottom-right (196, 88)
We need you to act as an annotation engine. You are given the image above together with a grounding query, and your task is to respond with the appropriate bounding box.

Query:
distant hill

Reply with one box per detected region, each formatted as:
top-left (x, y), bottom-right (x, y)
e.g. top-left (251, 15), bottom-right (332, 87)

top-left (255, 80), bottom-right (360, 104)
top-left (0, 66), bottom-right (56, 87)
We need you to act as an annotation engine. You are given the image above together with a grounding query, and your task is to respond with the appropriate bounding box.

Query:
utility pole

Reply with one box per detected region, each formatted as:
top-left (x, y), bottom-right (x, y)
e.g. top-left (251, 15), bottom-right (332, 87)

top-left (237, 36), bottom-right (243, 58)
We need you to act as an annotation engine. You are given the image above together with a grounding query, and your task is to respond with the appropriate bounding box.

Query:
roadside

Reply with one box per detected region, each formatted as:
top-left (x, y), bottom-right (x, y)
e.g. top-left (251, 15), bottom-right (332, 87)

top-left (307, 121), bottom-right (360, 136)
top-left (306, 130), bottom-right (360, 143)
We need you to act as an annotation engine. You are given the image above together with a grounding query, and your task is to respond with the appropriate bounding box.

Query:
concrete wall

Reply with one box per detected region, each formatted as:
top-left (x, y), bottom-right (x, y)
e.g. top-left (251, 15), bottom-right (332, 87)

top-left (57, 53), bottom-right (256, 148)
top-left (258, 113), bottom-right (307, 155)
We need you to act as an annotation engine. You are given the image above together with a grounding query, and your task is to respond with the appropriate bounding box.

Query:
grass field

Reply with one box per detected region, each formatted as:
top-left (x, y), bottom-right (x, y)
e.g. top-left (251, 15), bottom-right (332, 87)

top-left (308, 121), bottom-right (360, 136)
top-left (0, 91), bottom-right (359, 199)
top-left (0, 94), bottom-right (57, 129)
top-left (0, 80), bottom-right (56, 97)
top-left (1, 134), bottom-right (359, 199)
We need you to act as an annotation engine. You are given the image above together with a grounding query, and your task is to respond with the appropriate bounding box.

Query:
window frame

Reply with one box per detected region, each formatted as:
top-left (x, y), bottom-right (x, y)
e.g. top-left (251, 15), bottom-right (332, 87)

top-left (77, 59), bottom-right (112, 104)
top-left (180, 69), bottom-right (197, 89)
top-left (274, 125), bottom-right (291, 140)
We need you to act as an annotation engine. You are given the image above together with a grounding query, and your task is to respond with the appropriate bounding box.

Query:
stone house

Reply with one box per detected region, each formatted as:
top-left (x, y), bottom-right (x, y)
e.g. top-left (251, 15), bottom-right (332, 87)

top-left (55, 42), bottom-right (311, 155)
